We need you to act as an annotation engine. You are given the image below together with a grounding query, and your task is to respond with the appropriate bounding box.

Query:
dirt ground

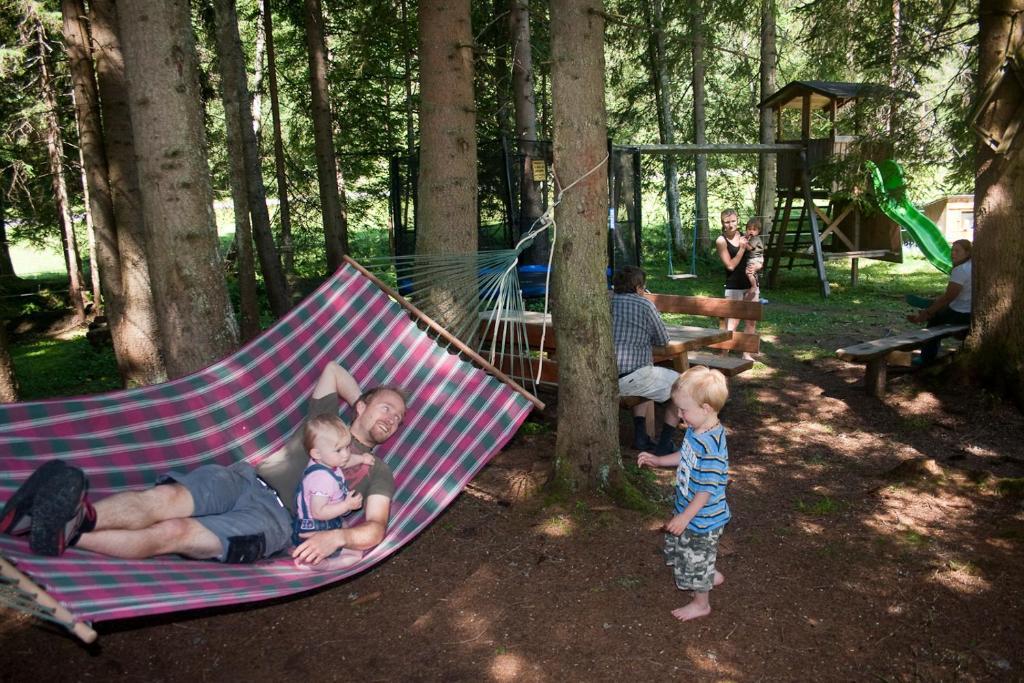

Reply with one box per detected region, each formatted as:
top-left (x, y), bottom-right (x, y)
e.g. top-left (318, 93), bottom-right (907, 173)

top-left (2, 335), bottom-right (1023, 681)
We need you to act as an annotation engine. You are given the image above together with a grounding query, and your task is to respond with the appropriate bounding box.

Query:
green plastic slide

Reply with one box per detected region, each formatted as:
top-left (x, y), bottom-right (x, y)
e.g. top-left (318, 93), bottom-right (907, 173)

top-left (866, 159), bottom-right (952, 274)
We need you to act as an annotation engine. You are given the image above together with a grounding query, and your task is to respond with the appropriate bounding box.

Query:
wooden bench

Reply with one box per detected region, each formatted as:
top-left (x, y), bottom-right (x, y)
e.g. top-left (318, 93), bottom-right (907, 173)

top-left (478, 293), bottom-right (764, 383)
top-left (836, 324), bottom-right (969, 397)
top-left (643, 293), bottom-right (764, 377)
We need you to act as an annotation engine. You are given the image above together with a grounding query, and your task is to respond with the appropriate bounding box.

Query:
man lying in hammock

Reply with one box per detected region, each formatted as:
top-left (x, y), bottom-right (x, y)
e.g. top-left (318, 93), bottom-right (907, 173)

top-left (0, 362), bottom-right (407, 568)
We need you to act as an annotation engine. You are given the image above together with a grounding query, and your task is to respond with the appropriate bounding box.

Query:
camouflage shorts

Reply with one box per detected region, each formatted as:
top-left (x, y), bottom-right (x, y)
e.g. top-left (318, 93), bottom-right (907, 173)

top-left (663, 526), bottom-right (725, 592)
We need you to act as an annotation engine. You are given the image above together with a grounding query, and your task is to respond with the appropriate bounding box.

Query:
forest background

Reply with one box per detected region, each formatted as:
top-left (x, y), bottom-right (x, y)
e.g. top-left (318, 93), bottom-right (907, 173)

top-left (1, 0), bottom-right (1020, 494)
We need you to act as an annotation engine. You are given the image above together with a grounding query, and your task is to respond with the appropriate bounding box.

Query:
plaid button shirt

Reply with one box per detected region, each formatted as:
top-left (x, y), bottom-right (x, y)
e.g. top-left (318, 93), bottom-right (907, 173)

top-left (611, 293), bottom-right (669, 375)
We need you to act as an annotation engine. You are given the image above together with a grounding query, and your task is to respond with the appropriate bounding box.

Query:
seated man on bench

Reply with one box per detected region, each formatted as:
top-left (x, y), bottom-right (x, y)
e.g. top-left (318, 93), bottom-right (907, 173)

top-left (611, 266), bottom-right (681, 454)
top-left (907, 238), bottom-right (972, 365)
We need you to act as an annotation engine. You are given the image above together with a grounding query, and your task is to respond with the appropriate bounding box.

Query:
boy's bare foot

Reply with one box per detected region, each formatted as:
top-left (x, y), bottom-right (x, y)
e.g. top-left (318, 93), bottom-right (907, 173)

top-left (713, 570), bottom-right (725, 586)
top-left (671, 600), bottom-right (711, 621)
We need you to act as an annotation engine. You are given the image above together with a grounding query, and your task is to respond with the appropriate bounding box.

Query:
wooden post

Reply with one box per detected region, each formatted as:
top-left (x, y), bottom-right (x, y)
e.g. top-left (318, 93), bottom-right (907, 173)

top-left (865, 357), bottom-right (887, 398)
top-left (801, 94), bottom-right (811, 141)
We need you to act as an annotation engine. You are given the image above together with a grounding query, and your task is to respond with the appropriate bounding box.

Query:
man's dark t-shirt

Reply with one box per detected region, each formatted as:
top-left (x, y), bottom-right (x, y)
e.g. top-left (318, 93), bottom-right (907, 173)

top-left (255, 393), bottom-right (396, 516)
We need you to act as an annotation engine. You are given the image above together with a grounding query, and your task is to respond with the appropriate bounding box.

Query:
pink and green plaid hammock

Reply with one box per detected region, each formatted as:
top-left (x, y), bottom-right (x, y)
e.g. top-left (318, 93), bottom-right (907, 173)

top-left (0, 258), bottom-right (537, 641)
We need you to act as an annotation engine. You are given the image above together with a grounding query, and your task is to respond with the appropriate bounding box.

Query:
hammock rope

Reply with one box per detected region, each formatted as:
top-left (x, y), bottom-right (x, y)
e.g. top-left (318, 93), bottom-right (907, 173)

top-left (0, 258), bottom-right (536, 642)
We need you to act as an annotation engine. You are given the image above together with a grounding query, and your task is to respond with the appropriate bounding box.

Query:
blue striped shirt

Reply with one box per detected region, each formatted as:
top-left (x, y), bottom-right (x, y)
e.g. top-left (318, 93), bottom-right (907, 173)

top-left (673, 424), bottom-right (730, 532)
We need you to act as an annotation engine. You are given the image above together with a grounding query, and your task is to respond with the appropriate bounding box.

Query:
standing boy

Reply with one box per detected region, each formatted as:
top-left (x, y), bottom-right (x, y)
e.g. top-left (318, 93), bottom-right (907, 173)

top-left (637, 366), bottom-right (730, 621)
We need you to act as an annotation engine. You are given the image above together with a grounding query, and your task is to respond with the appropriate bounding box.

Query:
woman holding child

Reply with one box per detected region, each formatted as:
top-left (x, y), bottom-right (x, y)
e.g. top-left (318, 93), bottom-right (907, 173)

top-left (714, 209), bottom-right (758, 359)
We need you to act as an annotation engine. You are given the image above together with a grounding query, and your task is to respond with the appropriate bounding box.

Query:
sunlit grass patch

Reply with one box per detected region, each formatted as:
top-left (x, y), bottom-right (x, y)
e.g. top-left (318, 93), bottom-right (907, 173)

top-left (616, 575), bottom-right (643, 589)
top-left (519, 420), bottom-right (553, 435)
top-left (11, 332), bottom-right (121, 399)
top-left (945, 558), bottom-right (982, 576)
top-left (898, 530), bottom-right (930, 548)
top-left (796, 495), bottom-right (843, 515)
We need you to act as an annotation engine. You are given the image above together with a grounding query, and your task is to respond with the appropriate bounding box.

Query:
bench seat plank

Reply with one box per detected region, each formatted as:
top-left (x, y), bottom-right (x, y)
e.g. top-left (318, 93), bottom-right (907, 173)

top-left (687, 353), bottom-right (755, 376)
top-left (836, 324), bottom-right (969, 361)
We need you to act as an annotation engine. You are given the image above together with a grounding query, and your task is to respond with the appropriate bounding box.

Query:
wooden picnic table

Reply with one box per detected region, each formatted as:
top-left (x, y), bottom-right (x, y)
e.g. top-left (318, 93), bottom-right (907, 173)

top-left (480, 310), bottom-right (731, 372)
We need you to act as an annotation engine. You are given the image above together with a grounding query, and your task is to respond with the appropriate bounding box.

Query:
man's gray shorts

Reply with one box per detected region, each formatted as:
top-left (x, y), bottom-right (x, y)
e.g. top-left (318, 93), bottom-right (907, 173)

top-left (618, 365), bottom-right (679, 403)
top-left (159, 462), bottom-right (293, 563)
top-left (663, 526), bottom-right (725, 592)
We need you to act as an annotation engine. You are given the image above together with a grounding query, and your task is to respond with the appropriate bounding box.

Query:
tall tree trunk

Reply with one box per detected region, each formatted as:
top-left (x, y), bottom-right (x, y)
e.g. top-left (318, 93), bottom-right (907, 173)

top-left (251, 0), bottom-right (266, 141)
top-left (416, 0), bottom-right (479, 331)
top-left (79, 160), bottom-right (102, 313)
top-left (400, 0), bottom-right (416, 153)
top-left (509, 0), bottom-right (549, 264)
top-left (212, 0), bottom-right (290, 317)
top-left (0, 325), bottom-right (17, 403)
top-left (494, 0), bottom-right (512, 137)
top-left (646, 0), bottom-right (684, 255)
top-left (966, 0), bottom-right (1024, 408)
top-left (262, 2), bottom-right (294, 280)
top-left (304, 0), bottom-right (347, 271)
top-left (36, 20), bottom-right (86, 323)
top-left (691, 0), bottom-right (710, 251)
top-left (90, 0), bottom-right (167, 385)
top-left (549, 0), bottom-right (623, 494)
top-left (118, 0), bottom-right (238, 377)
top-left (887, 0), bottom-right (902, 137)
top-left (757, 0), bottom-right (777, 232)
top-left (63, 0), bottom-right (115, 322)
top-left (0, 171), bottom-right (15, 278)
top-left (211, 0), bottom-right (261, 339)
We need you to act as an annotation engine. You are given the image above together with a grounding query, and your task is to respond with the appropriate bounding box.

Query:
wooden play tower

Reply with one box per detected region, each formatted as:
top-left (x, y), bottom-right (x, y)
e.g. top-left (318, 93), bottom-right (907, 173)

top-left (760, 81), bottom-right (902, 297)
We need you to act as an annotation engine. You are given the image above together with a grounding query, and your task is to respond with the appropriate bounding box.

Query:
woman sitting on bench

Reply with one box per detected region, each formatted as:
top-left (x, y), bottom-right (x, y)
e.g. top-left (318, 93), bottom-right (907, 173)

top-left (907, 239), bottom-right (972, 365)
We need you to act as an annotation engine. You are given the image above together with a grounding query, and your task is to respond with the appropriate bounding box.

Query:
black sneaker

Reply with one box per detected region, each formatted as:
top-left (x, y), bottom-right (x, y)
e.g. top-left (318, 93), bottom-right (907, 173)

top-left (0, 460), bottom-right (70, 536)
top-left (29, 466), bottom-right (95, 556)
top-left (632, 434), bottom-right (658, 451)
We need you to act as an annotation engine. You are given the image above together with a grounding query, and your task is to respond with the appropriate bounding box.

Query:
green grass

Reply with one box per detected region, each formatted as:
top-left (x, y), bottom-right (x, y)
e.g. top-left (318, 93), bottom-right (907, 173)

top-left (641, 225), bottom-right (949, 361)
top-left (10, 332), bottom-right (121, 399)
top-left (4, 218), bottom-right (951, 401)
top-left (796, 495), bottom-right (843, 516)
top-left (7, 241), bottom-right (68, 278)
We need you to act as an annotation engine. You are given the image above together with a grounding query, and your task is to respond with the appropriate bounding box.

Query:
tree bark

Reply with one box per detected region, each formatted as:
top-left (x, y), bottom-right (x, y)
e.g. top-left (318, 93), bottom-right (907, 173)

top-left (63, 0), bottom-right (115, 324)
top-left (211, 0), bottom-right (261, 340)
top-left (757, 0), bottom-right (778, 232)
top-left (212, 0), bottom-right (291, 318)
top-left (510, 0), bottom-right (549, 264)
top-left (0, 171), bottom-right (15, 278)
top-left (691, 0), bottom-right (710, 251)
top-left (646, 0), bottom-right (684, 256)
top-left (0, 324), bottom-right (17, 403)
top-left (251, 0), bottom-right (266, 141)
top-left (494, 0), bottom-right (512, 137)
top-left (79, 162), bottom-right (102, 314)
top-left (118, 0), bottom-right (239, 378)
top-left (966, 0), bottom-right (1024, 408)
top-left (90, 0), bottom-right (167, 385)
top-left (400, 0), bottom-right (416, 154)
top-left (262, 1), bottom-right (294, 280)
top-left (304, 0), bottom-right (347, 272)
top-left (549, 0), bottom-right (623, 494)
top-left (37, 18), bottom-right (86, 323)
top-left (416, 0), bottom-right (479, 332)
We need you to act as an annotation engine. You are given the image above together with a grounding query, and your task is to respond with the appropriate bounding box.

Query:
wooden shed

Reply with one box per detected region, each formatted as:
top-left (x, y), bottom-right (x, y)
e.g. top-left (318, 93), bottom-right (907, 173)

top-left (922, 195), bottom-right (975, 243)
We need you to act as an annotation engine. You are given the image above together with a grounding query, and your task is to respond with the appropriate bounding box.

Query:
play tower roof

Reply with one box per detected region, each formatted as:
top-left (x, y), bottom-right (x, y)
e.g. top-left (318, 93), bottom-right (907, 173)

top-left (760, 81), bottom-right (892, 112)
